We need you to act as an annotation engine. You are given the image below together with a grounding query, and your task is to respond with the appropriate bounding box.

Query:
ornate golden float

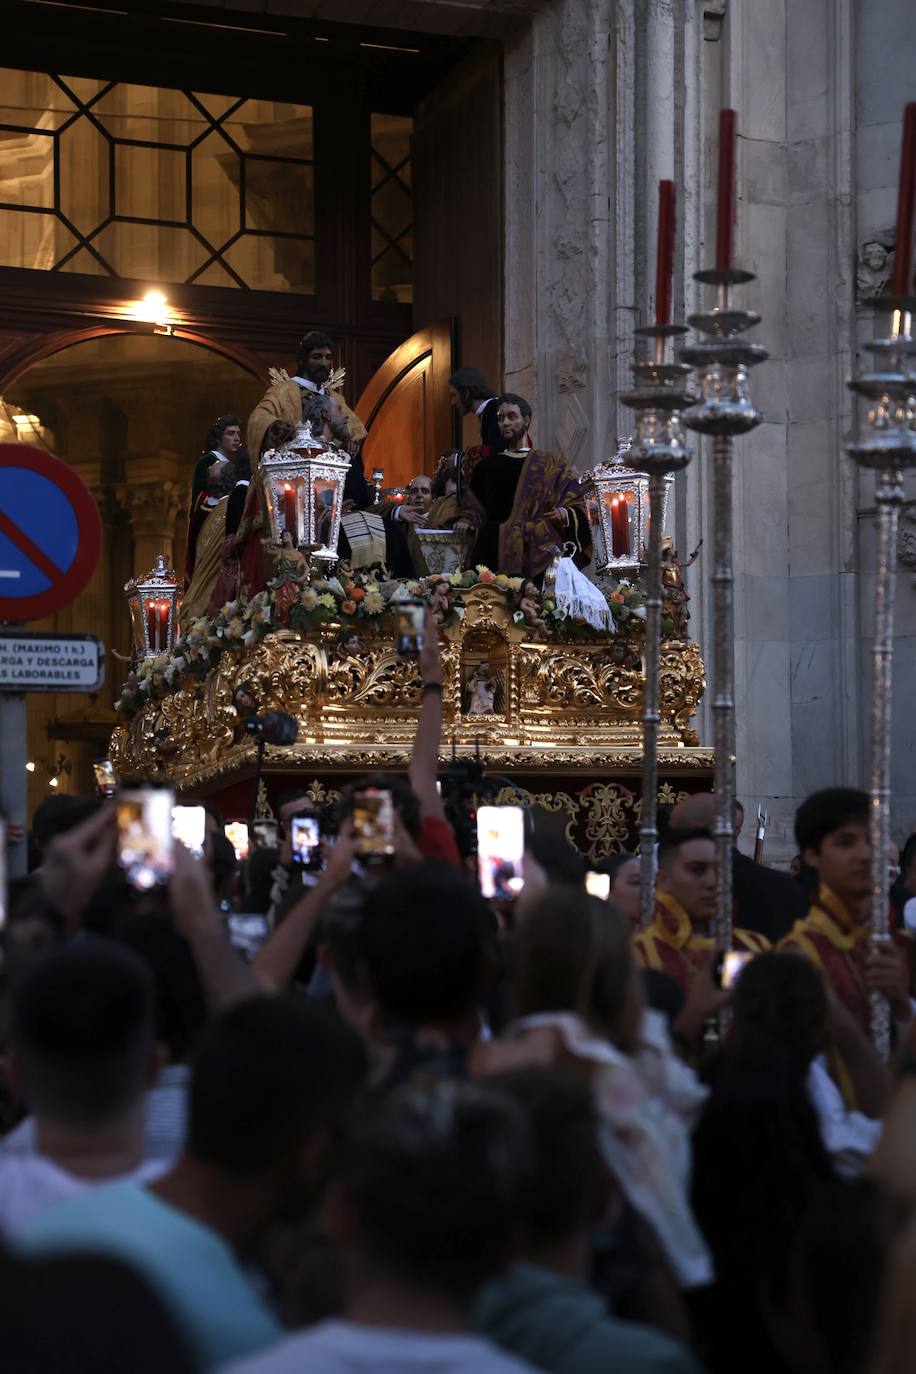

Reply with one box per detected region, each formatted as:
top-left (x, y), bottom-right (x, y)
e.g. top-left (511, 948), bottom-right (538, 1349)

top-left (110, 583), bottom-right (711, 856)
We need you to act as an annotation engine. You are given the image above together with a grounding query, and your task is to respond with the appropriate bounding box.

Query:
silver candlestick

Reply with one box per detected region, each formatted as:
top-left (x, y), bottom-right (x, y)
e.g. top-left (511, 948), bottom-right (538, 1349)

top-left (846, 298), bottom-right (916, 1058)
top-left (680, 268), bottom-right (768, 953)
top-left (620, 325), bottom-right (693, 927)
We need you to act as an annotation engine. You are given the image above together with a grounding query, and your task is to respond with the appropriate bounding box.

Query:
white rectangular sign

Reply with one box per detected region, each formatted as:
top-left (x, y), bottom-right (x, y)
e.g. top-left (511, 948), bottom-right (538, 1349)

top-left (0, 633), bottom-right (105, 693)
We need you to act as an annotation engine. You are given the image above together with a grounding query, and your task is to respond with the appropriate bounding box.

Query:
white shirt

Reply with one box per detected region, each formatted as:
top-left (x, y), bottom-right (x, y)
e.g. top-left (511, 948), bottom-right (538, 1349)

top-left (222, 1319), bottom-right (536, 1374)
top-left (806, 1054), bottom-right (882, 1175)
top-left (0, 1154), bottom-right (164, 1238)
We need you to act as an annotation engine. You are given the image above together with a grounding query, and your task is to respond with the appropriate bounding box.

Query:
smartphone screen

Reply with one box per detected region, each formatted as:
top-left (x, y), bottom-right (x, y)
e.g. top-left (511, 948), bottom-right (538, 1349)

top-left (291, 815), bottom-right (321, 870)
top-left (477, 805), bottom-right (525, 900)
top-left (395, 600), bottom-right (425, 657)
top-left (224, 821), bottom-right (250, 862)
top-left (117, 787), bottom-right (175, 890)
top-left (171, 804), bottom-right (206, 858)
top-left (720, 949), bottom-right (753, 990)
top-left (252, 819), bottom-right (279, 850)
top-left (227, 913), bottom-right (270, 960)
top-left (352, 788), bottom-right (395, 863)
top-left (585, 871), bottom-right (611, 900)
top-left (93, 759), bottom-right (117, 798)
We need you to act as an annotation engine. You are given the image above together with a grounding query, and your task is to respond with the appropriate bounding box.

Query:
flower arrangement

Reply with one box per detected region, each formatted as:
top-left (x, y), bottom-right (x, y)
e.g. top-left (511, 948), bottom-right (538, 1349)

top-left (114, 564), bottom-right (677, 719)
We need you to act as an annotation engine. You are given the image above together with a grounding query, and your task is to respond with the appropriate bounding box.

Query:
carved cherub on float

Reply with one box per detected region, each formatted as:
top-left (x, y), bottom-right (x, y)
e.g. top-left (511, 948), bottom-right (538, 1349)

top-left (660, 538), bottom-right (702, 640)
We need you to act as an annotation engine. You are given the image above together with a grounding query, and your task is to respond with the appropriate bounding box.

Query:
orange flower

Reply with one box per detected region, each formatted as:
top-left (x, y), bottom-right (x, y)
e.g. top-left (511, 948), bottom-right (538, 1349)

top-left (610, 591), bottom-right (625, 604)
top-left (350, 586), bottom-right (365, 602)
top-left (341, 599), bottom-right (357, 615)
top-left (479, 569), bottom-right (496, 584)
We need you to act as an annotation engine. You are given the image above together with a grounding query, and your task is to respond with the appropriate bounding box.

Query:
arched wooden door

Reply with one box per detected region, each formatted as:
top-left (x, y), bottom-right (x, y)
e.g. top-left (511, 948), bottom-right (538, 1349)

top-left (354, 319), bottom-right (455, 491)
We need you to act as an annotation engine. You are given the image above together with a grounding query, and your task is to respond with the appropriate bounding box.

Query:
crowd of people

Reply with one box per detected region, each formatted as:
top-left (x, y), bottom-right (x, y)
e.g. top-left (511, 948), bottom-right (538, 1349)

top-left (4, 611), bottom-right (916, 1374)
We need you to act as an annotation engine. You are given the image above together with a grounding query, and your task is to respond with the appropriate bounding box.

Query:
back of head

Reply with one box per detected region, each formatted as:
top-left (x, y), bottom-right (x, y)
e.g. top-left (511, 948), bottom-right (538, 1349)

top-left (449, 366), bottom-right (491, 399)
top-left (340, 1079), bottom-right (532, 1298)
top-left (795, 787), bottom-right (869, 854)
top-left (187, 996), bottom-right (366, 1173)
top-left (338, 772), bottom-right (421, 840)
top-left (669, 792), bottom-right (716, 830)
top-left (511, 887), bottom-right (634, 1045)
top-left (31, 795), bottom-right (101, 856)
top-left (10, 939), bottom-right (155, 1128)
top-left (357, 864), bottom-right (491, 1028)
top-left (731, 951), bottom-right (827, 1071)
top-left (490, 1068), bottom-right (604, 1250)
top-left (528, 832), bottom-right (585, 886)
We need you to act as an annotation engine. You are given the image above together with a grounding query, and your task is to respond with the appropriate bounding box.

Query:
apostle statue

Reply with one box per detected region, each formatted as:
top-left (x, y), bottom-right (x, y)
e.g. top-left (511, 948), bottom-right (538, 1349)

top-left (184, 414), bottom-right (242, 589)
top-left (448, 366), bottom-right (501, 453)
top-left (178, 459), bottom-right (238, 631)
top-left (454, 394), bottom-right (591, 582)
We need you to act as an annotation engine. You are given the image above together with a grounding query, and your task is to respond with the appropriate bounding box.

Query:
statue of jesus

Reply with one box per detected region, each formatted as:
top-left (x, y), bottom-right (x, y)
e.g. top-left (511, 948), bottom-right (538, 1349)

top-left (454, 394), bottom-right (591, 582)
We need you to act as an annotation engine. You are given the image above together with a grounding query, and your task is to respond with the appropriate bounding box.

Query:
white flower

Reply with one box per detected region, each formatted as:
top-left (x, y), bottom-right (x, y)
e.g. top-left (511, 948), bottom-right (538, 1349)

top-left (632, 604), bottom-right (647, 620)
top-left (242, 630), bottom-right (255, 646)
top-left (513, 610), bottom-right (525, 623)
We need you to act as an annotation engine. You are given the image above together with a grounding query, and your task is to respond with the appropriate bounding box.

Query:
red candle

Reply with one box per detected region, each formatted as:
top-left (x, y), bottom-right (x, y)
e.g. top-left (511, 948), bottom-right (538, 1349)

top-left (146, 603), bottom-right (156, 652)
top-left (611, 497), bottom-right (631, 557)
top-left (282, 484), bottom-right (296, 537)
top-left (715, 108), bottom-right (737, 270)
top-left (158, 601), bottom-right (169, 651)
top-left (891, 103), bottom-right (916, 297)
top-left (655, 179), bottom-right (676, 325)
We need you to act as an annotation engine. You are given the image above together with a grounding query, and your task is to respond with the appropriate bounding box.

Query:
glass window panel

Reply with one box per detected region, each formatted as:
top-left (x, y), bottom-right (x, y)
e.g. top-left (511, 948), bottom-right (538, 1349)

top-left (0, 130), bottom-right (55, 208)
top-left (370, 112), bottom-right (412, 304)
top-left (92, 84), bottom-right (205, 144)
top-left (222, 233), bottom-right (314, 293)
top-left (58, 118), bottom-right (110, 233)
top-left (225, 102), bottom-right (313, 159)
top-left (93, 221), bottom-right (207, 283)
top-left (0, 69), bottom-right (76, 129)
top-left (56, 245), bottom-right (109, 276)
top-left (115, 143), bottom-right (186, 222)
top-left (0, 206), bottom-right (63, 269)
top-left (245, 161), bottom-right (313, 236)
top-left (192, 90), bottom-right (242, 120)
top-left (193, 260), bottom-right (240, 287)
top-left (59, 75), bottom-right (106, 105)
top-left (191, 129), bottom-right (240, 247)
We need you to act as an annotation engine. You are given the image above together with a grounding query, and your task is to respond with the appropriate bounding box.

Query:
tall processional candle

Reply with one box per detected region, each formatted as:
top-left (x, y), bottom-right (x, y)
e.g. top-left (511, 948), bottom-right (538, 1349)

top-left (282, 484), bottom-right (296, 536)
top-left (715, 109), bottom-right (737, 271)
top-left (891, 103), bottom-right (916, 297)
top-left (610, 497), bottom-right (631, 556)
top-left (146, 603), bottom-right (157, 653)
top-left (655, 180), bottom-right (676, 326)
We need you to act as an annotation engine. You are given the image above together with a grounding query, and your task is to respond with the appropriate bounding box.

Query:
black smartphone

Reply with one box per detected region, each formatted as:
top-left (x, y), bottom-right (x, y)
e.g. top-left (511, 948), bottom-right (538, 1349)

top-left (92, 758), bottom-right (117, 798)
top-left (116, 786), bottom-right (175, 891)
top-left (291, 814), bottom-right (322, 872)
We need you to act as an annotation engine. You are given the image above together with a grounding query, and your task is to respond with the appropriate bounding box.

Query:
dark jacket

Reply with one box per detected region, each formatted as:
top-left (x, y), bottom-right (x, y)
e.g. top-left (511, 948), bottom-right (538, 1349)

top-left (732, 849), bottom-right (809, 944)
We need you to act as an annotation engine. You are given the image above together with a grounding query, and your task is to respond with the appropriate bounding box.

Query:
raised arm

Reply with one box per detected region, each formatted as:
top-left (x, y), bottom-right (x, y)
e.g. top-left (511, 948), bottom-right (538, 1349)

top-left (408, 607), bottom-right (446, 821)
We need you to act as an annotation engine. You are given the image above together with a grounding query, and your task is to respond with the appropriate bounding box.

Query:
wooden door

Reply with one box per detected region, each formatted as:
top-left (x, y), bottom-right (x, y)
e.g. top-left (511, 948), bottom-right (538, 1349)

top-left (353, 319), bottom-right (455, 491)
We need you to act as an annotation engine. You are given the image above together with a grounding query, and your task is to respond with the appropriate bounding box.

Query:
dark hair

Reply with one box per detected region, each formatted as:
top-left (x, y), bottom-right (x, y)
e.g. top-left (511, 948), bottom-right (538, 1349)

top-left (338, 773), bottom-right (421, 840)
top-left (498, 392), bottom-right (532, 421)
top-left (901, 831), bottom-right (916, 879)
top-left (594, 851), bottom-right (637, 882)
top-left (527, 833), bottom-right (585, 887)
top-left (511, 888), bottom-right (635, 1046)
top-left (297, 330), bottom-right (334, 371)
top-left (448, 366), bottom-right (493, 401)
top-left (10, 939), bottom-right (154, 1127)
top-left (657, 825), bottom-right (714, 867)
top-left (234, 443), bottom-right (252, 483)
top-left (491, 1068), bottom-right (606, 1248)
top-left (355, 864), bottom-right (491, 1026)
top-left (794, 788), bottom-right (870, 855)
top-left (187, 996), bottom-right (365, 1173)
top-left (203, 414), bottom-right (241, 454)
top-left (340, 1080), bottom-right (532, 1297)
top-left (0, 1252), bottom-right (198, 1374)
top-left (731, 951), bottom-right (828, 1072)
top-left (31, 795), bottom-right (101, 853)
top-left (114, 910), bottom-right (209, 1065)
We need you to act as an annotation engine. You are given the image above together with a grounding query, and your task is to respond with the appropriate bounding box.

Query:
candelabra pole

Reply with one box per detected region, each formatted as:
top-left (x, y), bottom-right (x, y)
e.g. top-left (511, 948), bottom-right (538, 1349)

top-left (680, 268), bottom-right (768, 953)
top-left (846, 299), bottom-right (916, 1057)
top-left (620, 327), bottom-right (693, 928)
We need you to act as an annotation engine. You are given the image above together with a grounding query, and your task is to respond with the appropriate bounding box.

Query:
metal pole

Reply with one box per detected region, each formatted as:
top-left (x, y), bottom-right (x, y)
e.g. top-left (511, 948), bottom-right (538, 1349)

top-left (638, 473), bottom-right (666, 924)
top-left (0, 691), bottom-right (28, 879)
top-left (711, 433), bottom-right (735, 948)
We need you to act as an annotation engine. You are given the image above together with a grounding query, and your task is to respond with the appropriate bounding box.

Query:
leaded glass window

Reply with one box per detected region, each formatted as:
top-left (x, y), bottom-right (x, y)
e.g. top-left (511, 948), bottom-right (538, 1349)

top-left (370, 112), bottom-right (413, 304)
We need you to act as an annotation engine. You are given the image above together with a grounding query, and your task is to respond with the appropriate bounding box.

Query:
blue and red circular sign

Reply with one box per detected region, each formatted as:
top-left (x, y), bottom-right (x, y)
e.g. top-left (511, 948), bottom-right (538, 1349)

top-left (0, 444), bottom-right (102, 622)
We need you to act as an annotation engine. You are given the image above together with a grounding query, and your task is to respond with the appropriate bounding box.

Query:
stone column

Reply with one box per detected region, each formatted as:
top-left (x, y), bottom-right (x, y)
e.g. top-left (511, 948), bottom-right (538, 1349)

top-left (118, 455), bottom-right (185, 576)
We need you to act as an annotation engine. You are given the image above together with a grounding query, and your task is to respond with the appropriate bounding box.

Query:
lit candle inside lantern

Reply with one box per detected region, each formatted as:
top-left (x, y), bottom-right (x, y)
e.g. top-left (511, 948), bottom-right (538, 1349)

top-left (655, 179), bottom-right (676, 326)
top-left (146, 603), bottom-right (156, 652)
top-left (282, 484), bottom-right (296, 536)
top-left (891, 103), bottom-right (916, 297)
top-left (715, 108), bottom-right (737, 271)
top-left (157, 600), bottom-right (169, 651)
top-left (610, 497), bottom-right (631, 557)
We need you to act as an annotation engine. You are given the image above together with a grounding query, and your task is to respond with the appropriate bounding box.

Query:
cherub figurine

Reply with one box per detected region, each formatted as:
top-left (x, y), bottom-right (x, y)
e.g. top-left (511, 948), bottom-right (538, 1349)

top-left (660, 538), bottom-right (701, 639)
top-left (467, 662), bottom-right (498, 716)
top-left (268, 530), bottom-right (308, 627)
